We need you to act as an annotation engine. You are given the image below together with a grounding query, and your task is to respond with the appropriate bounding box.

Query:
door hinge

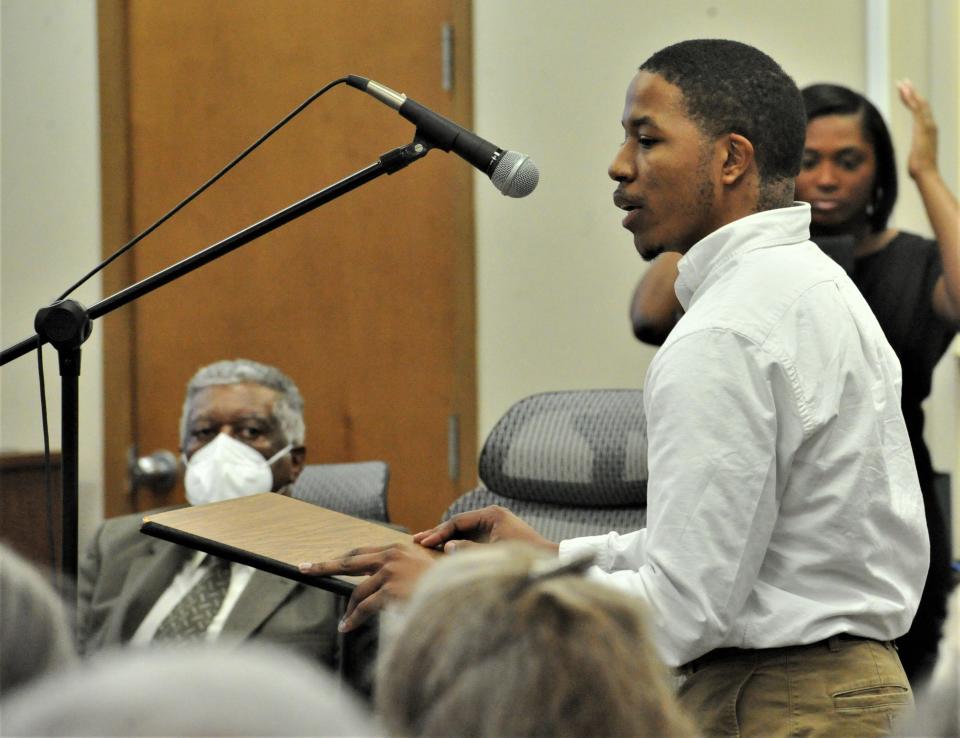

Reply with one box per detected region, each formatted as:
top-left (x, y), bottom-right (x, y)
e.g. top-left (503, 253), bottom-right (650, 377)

top-left (447, 413), bottom-right (460, 480)
top-left (441, 22), bottom-right (454, 92)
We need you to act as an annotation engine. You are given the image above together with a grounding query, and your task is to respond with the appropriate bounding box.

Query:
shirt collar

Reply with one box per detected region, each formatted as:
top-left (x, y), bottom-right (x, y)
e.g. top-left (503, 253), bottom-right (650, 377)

top-left (674, 203), bottom-right (812, 310)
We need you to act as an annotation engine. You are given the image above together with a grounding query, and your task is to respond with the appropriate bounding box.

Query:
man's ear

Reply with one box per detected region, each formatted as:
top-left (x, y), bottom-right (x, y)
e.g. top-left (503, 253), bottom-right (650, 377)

top-left (289, 446), bottom-right (306, 482)
top-left (720, 133), bottom-right (755, 185)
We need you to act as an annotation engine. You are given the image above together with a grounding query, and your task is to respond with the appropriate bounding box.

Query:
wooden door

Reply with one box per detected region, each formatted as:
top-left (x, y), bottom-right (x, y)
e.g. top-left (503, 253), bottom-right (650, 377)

top-left (99, 0), bottom-right (476, 532)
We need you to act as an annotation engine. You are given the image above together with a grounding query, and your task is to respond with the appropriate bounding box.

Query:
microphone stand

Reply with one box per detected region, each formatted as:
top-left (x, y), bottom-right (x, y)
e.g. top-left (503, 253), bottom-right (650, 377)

top-left (0, 138), bottom-right (432, 593)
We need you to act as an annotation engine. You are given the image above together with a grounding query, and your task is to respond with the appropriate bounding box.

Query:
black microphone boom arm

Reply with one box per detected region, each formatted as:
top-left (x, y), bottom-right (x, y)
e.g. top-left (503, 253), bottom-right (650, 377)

top-left (0, 139), bottom-right (431, 592)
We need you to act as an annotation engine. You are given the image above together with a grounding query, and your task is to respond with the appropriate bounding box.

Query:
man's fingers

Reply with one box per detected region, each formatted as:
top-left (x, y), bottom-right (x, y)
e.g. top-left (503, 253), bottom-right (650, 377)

top-left (340, 568), bottom-right (387, 629)
top-left (340, 587), bottom-right (386, 633)
top-left (297, 560), bottom-right (340, 576)
top-left (415, 507), bottom-right (502, 548)
top-left (414, 520), bottom-right (458, 548)
top-left (444, 539), bottom-right (480, 553)
top-left (298, 548), bottom-right (393, 577)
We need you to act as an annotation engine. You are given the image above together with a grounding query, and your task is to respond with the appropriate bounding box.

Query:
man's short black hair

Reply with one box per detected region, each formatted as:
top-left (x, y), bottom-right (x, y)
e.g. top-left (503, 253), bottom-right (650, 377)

top-left (801, 83), bottom-right (897, 232)
top-left (640, 39), bottom-right (806, 202)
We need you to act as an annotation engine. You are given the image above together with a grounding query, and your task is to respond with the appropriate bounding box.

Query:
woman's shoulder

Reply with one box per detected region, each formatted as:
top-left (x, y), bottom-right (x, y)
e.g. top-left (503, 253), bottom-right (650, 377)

top-left (865, 230), bottom-right (940, 270)
top-left (889, 230), bottom-right (937, 250)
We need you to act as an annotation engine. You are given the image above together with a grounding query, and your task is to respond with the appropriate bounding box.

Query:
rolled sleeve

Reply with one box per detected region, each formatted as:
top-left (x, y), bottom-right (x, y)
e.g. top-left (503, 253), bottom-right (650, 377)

top-left (559, 529), bottom-right (648, 572)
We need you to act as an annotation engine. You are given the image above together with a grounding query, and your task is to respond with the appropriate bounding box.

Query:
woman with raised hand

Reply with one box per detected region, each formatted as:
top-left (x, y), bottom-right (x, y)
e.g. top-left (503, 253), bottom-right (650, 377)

top-left (796, 80), bottom-right (958, 684)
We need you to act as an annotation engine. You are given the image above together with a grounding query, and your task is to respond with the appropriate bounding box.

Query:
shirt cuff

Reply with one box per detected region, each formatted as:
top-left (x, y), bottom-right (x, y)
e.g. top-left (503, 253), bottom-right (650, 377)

top-left (558, 534), bottom-right (616, 571)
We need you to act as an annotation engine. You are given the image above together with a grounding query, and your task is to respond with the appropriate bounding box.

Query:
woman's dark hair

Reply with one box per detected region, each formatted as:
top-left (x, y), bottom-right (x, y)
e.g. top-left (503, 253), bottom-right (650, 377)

top-left (801, 84), bottom-right (898, 232)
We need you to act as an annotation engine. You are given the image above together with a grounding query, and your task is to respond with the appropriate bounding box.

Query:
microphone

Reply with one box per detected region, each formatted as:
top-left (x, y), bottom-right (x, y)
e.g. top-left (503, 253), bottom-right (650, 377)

top-left (346, 75), bottom-right (539, 198)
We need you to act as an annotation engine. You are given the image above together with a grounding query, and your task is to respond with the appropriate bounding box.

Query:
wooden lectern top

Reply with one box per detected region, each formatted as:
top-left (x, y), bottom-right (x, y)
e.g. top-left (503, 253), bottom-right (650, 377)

top-left (140, 492), bottom-right (413, 596)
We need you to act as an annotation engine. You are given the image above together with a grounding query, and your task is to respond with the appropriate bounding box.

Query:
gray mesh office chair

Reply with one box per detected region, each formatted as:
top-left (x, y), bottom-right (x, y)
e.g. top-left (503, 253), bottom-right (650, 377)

top-left (292, 461), bottom-right (390, 522)
top-left (290, 460), bottom-right (390, 694)
top-left (445, 389), bottom-right (648, 541)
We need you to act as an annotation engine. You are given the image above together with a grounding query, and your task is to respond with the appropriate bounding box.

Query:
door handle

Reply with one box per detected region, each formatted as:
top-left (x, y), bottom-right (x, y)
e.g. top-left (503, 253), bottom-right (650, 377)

top-left (128, 447), bottom-right (178, 497)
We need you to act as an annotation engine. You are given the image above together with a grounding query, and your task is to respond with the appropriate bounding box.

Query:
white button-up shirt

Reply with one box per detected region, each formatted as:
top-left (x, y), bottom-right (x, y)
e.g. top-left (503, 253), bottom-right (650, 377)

top-left (559, 204), bottom-right (928, 668)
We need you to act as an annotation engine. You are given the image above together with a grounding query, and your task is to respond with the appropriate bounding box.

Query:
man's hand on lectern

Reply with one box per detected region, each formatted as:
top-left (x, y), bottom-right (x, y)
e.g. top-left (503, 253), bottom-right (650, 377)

top-left (299, 542), bottom-right (436, 633)
top-left (299, 505), bottom-right (557, 632)
top-left (415, 505), bottom-right (558, 555)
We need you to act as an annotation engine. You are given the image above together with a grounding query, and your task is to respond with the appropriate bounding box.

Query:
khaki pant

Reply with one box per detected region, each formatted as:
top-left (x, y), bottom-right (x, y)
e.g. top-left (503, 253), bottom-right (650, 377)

top-left (677, 636), bottom-right (912, 738)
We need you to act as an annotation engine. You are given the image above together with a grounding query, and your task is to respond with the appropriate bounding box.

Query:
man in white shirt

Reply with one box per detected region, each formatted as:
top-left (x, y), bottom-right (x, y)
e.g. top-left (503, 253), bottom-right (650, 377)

top-left (79, 359), bottom-right (374, 694)
top-left (300, 40), bottom-right (928, 735)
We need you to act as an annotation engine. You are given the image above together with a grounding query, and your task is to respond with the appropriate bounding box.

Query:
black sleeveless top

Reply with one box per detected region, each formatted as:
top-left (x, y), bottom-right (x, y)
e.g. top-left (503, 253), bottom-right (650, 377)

top-left (852, 232), bottom-right (956, 484)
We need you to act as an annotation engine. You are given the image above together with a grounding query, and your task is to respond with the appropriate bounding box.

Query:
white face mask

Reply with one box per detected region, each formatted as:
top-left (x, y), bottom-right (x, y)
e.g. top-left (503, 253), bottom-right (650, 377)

top-left (184, 433), bottom-right (293, 506)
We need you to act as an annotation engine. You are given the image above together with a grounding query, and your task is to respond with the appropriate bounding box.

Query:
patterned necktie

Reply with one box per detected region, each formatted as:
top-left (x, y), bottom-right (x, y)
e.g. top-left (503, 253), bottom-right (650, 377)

top-left (153, 556), bottom-right (232, 642)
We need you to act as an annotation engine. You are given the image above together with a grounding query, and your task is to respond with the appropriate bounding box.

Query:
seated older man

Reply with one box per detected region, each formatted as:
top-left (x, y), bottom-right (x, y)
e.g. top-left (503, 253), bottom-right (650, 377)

top-left (78, 359), bottom-right (374, 693)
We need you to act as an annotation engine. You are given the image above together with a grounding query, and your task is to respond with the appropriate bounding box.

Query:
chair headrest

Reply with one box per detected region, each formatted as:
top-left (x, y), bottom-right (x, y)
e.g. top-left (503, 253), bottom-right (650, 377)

top-left (291, 461), bottom-right (390, 522)
top-left (478, 389), bottom-right (647, 507)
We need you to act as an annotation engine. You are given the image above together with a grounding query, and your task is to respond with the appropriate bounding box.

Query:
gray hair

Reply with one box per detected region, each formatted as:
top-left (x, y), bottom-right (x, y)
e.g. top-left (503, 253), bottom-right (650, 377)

top-left (179, 359), bottom-right (305, 449)
top-left (376, 542), bottom-right (696, 738)
top-left (0, 643), bottom-right (378, 736)
top-left (0, 543), bottom-right (77, 694)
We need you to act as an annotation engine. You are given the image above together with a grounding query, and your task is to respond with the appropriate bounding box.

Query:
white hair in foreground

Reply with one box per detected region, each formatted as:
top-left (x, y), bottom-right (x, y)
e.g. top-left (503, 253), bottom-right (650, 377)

top-left (0, 642), bottom-right (380, 737)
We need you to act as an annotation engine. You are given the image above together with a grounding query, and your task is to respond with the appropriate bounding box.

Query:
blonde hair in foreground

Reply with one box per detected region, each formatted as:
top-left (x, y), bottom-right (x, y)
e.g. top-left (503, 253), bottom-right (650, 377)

top-left (376, 542), bottom-right (697, 738)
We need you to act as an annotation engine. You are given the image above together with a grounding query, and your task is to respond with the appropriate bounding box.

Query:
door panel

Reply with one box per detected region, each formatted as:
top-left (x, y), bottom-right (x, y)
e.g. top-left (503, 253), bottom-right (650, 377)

top-left (100, 0), bottom-right (476, 532)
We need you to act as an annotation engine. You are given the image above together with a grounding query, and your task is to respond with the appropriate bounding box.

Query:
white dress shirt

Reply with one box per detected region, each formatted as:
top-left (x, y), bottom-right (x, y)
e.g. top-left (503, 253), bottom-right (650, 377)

top-left (131, 552), bottom-right (256, 644)
top-left (559, 204), bottom-right (928, 668)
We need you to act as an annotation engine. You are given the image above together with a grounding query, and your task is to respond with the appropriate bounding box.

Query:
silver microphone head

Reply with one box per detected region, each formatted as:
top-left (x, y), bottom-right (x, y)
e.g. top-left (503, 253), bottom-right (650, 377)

top-left (490, 150), bottom-right (539, 198)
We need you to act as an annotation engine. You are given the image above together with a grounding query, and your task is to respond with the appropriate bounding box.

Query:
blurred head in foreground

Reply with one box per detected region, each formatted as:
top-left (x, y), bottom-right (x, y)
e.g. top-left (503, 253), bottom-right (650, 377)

top-left (0, 543), bottom-right (76, 694)
top-left (376, 542), bottom-right (696, 738)
top-left (0, 642), bottom-right (378, 737)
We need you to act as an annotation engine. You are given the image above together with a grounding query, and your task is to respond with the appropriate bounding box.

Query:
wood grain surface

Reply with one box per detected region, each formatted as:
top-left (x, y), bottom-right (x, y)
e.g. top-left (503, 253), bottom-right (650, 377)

top-left (141, 493), bottom-right (417, 594)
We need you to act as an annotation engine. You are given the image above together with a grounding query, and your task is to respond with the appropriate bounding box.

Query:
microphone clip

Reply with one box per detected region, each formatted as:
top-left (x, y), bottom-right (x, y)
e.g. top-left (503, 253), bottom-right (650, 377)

top-left (380, 139), bottom-right (432, 175)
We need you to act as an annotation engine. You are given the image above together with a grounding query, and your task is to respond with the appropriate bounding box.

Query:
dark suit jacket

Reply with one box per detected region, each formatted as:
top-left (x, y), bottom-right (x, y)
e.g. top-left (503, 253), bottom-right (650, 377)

top-left (77, 509), bottom-right (341, 666)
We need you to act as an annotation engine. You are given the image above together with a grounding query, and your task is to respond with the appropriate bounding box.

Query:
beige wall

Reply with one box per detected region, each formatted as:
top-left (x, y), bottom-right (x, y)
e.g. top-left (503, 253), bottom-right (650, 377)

top-left (0, 0), bottom-right (104, 547)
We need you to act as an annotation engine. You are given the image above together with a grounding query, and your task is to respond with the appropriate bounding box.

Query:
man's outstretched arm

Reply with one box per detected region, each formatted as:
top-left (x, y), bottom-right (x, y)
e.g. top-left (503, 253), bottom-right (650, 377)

top-left (298, 506), bottom-right (556, 631)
